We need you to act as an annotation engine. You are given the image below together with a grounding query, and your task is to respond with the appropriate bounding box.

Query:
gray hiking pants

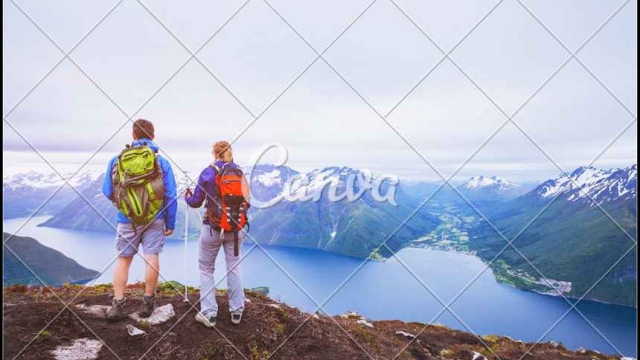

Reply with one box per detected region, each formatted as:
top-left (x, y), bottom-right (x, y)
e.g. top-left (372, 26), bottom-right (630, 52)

top-left (199, 225), bottom-right (245, 316)
top-left (115, 219), bottom-right (166, 257)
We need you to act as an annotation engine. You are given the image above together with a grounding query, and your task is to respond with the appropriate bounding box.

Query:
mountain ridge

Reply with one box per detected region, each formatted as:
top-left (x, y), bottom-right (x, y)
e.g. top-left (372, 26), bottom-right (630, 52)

top-left (2, 164), bottom-right (637, 305)
top-left (457, 175), bottom-right (528, 203)
top-left (247, 165), bottom-right (440, 259)
top-left (3, 170), bottom-right (102, 219)
top-left (469, 164), bottom-right (637, 306)
top-left (17, 165), bottom-right (439, 259)
top-left (461, 175), bottom-right (520, 191)
top-left (527, 164), bottom-right (637, 205)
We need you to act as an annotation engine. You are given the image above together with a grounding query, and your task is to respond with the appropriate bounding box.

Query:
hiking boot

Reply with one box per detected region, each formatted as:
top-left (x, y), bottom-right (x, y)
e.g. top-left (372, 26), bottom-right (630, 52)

top-left (139, 294), bottom-right (156, 318)
top-left (106, 298), bottom-right (127, 322)
top-left (230, 311), bottom-right (243, 325)
top-left (195, 312), bottom-right (217, 328)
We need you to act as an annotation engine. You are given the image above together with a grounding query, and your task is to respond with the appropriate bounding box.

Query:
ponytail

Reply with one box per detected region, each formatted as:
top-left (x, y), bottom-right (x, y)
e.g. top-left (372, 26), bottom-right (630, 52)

top-left (213, 141), bottom-right (233, 163)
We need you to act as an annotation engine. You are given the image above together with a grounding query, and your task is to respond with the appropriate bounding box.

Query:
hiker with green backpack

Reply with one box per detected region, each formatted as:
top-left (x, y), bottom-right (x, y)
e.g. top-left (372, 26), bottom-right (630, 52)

top-left (102, 119), bottom-right (177, 322)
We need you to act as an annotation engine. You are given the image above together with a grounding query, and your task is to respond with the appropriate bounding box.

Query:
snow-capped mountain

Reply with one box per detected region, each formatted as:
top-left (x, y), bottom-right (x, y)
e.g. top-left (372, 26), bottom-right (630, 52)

top-left (286, 166), bottom-right (379, 198)
top-left (531, 165), bottom-right (636, 205)
top-left (247, 165), bottom-right (297, 186)
top-left (3, 170), bottom-right (103, 219)
top-left (5, 164), bottom-right (441, 258)
top-left (477, 164), bottom-right (637, 306)
top-left (3, 170), bottom-right (102, 191)
top-left (36, 171), bottom-right (205, 239)
top-left (461, 175), bottom-right (519, 191)
top-left (244, 165), bottom-right (438, 258)
top-left (245, 164), bottom-right (299, 206)
top-left (458, 175), bottom-right (526, 202)
top-left (246, 165), bottom-right (403, 208)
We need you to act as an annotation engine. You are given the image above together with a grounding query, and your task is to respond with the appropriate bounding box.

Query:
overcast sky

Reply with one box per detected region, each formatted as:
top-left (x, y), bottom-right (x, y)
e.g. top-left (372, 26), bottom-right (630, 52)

top-left (3, 0), bottom-right (637, 181)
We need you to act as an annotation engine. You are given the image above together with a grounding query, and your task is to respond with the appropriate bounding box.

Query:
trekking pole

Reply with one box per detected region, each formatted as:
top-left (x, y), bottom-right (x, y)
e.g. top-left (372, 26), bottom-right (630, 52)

top-left (183, 200), bottom-right (189, 302)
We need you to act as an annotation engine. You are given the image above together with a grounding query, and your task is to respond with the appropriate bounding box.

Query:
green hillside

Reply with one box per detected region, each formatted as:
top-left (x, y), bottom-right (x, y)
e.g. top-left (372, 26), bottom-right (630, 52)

top-left (3, 233), bottom-right (99, 286)
top-left (471, 196), bottom-right (637, 306)
top-left (249, 192), bottom-right (440, 259)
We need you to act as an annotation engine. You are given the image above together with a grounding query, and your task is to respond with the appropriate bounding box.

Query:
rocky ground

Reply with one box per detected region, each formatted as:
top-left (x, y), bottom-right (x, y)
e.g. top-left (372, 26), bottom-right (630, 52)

top-left (3, 283), bottom-right (627, 360)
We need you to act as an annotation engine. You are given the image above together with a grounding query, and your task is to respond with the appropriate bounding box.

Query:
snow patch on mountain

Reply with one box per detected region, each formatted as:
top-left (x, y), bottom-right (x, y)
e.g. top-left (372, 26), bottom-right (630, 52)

top-left (256, 169), bottom-right (282, 186)
top-left (288, 166), bottom-right (360, 195)
top-left (3, 170), bottom-right (102, 191)
top-left (461, 175), bottom-right (520, 192)
top-left (534, 165), bottom-right (636, 205)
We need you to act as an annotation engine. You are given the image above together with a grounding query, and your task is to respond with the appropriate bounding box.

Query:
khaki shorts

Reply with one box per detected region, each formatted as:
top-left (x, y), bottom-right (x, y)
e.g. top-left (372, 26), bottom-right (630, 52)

top-left (115, 219), bottom-right (166, 257)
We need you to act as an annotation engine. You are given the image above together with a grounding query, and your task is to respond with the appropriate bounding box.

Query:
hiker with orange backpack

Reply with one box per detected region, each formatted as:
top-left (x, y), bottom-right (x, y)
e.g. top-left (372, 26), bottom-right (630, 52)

top-left (185, 141), bottom-right (250, 327)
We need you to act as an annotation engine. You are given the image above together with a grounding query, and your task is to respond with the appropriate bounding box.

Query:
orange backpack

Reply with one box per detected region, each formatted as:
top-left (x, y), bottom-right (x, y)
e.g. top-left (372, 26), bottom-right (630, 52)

top-left (207, 163), bottom-right (250, 256)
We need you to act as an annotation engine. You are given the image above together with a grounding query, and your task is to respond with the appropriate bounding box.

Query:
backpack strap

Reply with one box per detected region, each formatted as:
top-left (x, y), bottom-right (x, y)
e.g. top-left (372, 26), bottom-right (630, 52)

top-left (233, 231), bottom-right (239, 257)
top-left (206, 164), bottom-right (222, 225)
top-left (210, 162), bottom-right (233, 176)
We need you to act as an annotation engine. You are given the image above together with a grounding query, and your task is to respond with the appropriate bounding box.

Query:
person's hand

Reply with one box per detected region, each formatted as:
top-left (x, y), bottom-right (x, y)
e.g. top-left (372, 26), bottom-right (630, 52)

top-left (184, 188), bottom-right (193, 198)
top-left (165, 229), bottom-right (174, 236)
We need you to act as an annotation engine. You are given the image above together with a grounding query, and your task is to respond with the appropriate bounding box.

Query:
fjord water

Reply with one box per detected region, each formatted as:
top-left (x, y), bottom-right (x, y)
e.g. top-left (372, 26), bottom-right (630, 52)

top-left (4, 217), bottom-right (636, 357)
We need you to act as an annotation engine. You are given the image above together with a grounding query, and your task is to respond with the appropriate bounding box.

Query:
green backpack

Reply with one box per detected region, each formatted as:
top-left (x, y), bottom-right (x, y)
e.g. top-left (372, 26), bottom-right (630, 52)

top-left (111, 143), bottom-right (165, 225)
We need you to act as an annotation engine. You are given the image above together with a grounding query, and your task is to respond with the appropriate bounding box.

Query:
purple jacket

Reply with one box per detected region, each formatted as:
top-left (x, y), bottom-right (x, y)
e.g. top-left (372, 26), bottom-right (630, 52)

top-left (185, 160), bottom-right (240, 225)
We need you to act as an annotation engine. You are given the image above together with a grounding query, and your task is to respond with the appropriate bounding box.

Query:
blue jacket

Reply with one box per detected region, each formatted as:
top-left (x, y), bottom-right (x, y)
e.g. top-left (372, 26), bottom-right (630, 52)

top-left (102, 139), bottom-right (178, 230)
top-left (185, 160), bottom-right (239, 225)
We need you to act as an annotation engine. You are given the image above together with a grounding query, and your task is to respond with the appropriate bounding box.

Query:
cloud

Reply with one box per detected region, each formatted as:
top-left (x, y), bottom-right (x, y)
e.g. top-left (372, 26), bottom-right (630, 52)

top-left (3, 0), bottom-right (637, 181)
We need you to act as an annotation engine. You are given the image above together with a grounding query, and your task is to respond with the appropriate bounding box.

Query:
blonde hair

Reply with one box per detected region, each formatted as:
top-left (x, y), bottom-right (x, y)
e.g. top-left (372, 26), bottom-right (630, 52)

top-left (213, 141), bottom-right (233, 163)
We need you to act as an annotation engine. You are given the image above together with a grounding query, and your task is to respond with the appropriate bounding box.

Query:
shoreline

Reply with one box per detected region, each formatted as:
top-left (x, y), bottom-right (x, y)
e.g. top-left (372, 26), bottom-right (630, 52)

top-left (407, 245), bottom-right (637, 309)
top-left (5, 216), bottom-right (636, 309)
